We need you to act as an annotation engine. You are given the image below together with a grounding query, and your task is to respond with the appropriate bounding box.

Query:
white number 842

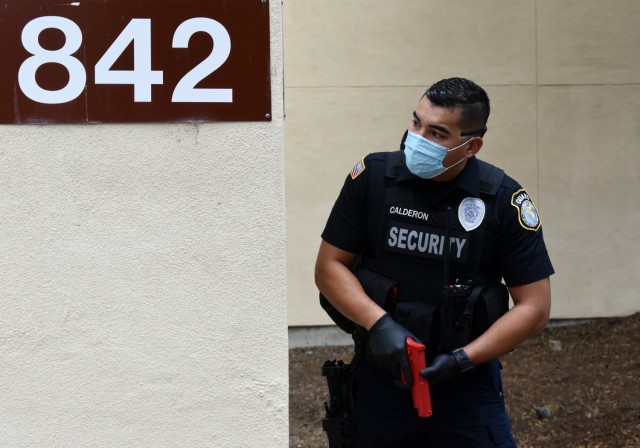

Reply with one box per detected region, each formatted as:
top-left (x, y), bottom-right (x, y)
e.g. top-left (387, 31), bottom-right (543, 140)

top-left (18, 16), bottom-right (232, 104)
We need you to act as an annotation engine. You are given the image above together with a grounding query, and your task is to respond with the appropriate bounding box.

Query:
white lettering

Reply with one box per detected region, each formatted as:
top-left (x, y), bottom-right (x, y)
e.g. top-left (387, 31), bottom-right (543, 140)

top-left (388, 206), bottom-right (429, 222)
top-left (428, 234), bottom-right (440, 254)
top-left (407, 230), bottom-right (418, 250)
top-left (397, 228), bottom-right (408, 249)
top-left (515, 192), bottom-right (529, 205)
top-left (418, 232), bottom-right (428, 252)
top-left (388, 226), bottom-right (398, 247)
top-left (454, 238), bottom-right (467, 258)
top-left (386, 224), bottom-right (468, 260)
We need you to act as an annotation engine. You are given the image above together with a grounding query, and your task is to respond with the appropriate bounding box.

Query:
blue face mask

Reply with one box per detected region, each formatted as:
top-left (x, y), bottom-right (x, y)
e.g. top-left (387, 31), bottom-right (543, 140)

top-left (404, 131), bottom-right (470, 179)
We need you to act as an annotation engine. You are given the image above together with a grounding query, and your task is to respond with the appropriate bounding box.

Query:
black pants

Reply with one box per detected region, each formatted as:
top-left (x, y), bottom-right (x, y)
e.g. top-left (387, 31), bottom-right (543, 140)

top-left (350, 359), bottom-right (516, 448)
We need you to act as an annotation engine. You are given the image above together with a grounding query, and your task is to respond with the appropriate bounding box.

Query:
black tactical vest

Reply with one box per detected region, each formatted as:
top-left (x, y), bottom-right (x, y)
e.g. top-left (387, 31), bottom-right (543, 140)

top-left (357, 151), bottom-right (507, 352)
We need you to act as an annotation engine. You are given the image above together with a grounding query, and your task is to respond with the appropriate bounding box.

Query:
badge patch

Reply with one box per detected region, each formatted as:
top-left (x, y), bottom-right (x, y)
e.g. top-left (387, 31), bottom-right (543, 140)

top-left (350, 158), bottom-right (366, 180)
top-left (458, 197), bottom-right (485, 231)
top-left (510, 189), bottom-right (541, 231)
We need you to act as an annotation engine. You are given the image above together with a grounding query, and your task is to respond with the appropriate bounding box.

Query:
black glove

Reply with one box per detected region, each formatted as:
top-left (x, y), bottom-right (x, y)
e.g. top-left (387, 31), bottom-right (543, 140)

top-left (420, 348), bottom-right (474, 386)
top-left (368, 313), bottom-right (419, 387)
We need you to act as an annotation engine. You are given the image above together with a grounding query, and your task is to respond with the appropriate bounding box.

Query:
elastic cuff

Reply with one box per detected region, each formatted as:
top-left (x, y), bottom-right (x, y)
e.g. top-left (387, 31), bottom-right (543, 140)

top-left (369, 313), bottom-right (390, 332)
top-left (450, 348), bottom-right (474, 373)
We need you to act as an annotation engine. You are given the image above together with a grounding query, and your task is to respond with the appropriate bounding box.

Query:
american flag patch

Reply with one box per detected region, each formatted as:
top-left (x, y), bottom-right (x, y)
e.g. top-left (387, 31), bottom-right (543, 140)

top-left (350, 158), bottom-right (366, 180)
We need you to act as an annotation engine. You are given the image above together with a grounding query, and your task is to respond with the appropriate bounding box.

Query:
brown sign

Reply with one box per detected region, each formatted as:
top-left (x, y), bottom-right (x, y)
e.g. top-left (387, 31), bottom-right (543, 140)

top-left (0, 0), bottom-right (271, 123)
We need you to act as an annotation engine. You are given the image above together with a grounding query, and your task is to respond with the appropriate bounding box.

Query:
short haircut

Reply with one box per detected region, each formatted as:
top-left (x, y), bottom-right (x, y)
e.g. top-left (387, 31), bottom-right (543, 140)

top-left (425, 78), bottom-right (490, 136)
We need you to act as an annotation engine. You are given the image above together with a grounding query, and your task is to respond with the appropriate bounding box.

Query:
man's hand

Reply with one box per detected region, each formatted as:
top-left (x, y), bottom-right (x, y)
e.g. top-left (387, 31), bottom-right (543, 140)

top-left (368, 313), bottom-right (419, 387)
top-left (420, 348), bottom-right (474, 386)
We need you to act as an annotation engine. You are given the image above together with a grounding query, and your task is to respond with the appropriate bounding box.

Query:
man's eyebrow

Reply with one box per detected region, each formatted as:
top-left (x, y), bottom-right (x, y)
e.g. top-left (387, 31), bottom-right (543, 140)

top-left (413, 111), bottom-right (451, 135)
top-left (429, 124), bottom-right (450, 136)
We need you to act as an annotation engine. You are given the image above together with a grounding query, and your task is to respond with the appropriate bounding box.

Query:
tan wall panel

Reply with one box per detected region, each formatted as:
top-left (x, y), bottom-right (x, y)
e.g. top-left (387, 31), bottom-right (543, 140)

top-left (537, 0), bottom-right (640, 84)
top-left (478, 86), bottom-right (538, 196)
top-left (284, 0), bottom-right (536, 87)
top-left (538, 85), bottom-right (640, 317)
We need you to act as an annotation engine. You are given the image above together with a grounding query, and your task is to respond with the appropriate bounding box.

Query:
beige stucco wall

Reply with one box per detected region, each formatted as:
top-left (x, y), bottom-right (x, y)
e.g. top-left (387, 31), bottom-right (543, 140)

top-left (0, 2), bottom-right (287, 447)
top-left (285, 0), bottom-right (640, 326)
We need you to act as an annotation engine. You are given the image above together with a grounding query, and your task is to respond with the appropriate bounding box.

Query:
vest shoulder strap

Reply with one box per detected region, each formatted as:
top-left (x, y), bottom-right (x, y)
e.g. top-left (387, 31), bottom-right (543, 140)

top-left (385, 151), bottom-right (404, 178)
top-left (477, 159), bottom-right (504, 196)
top-left (365, 151), bottom-right (400, 199)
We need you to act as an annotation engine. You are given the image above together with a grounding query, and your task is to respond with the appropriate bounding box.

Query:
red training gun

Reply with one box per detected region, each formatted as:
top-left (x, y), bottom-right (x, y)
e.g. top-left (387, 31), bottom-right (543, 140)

top-left (405, 337), bottom-right (432, 417)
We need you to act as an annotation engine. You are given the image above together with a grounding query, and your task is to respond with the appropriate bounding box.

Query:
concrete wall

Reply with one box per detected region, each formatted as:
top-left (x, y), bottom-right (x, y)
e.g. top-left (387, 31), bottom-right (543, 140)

top-left (0, 2), bottom-right (287, 447)
top-left (285, 0), bottom-right (640, 326)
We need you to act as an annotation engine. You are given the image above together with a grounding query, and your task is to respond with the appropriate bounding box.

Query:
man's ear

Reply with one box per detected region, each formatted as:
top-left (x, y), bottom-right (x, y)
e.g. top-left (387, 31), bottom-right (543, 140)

top-left (466, 137), bottom-right (483, 157)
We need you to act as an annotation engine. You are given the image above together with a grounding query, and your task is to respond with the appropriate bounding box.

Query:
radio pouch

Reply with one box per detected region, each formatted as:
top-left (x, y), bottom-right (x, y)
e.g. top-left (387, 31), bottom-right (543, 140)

top-left (437, 283), bottom-right (510, 352)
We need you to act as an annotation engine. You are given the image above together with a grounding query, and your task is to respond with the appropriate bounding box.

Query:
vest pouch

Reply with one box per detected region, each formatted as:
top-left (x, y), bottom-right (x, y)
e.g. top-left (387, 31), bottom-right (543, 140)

top-left (435, 283), bottom-right (510, 352)
top-left (393, 299), bottom-right (435, 344)
top-left (352, 264), bottom-right (398, 310)
top-left (470, 283), bottom-right (510, 339)
top-left (319, 264), bottom-right (398, 334)
top-left (436, 294), bottom-right (474, 352)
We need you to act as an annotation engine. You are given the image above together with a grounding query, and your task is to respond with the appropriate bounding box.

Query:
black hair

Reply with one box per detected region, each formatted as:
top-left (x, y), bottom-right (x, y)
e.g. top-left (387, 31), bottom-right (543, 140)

top-left (425, 77), bottom-right (490, 136)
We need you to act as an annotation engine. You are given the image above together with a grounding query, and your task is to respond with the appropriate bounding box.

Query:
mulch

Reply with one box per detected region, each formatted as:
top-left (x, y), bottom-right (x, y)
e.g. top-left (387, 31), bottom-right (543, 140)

top-left (289, 313), bottom-right (640, 447)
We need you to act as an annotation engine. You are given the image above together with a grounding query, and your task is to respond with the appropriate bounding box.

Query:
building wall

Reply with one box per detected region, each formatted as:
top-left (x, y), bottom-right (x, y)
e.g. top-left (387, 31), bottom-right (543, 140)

top-left (0, 2), bottom-right (287, 447)
top-left (285, 0), bottom-right (640, 326)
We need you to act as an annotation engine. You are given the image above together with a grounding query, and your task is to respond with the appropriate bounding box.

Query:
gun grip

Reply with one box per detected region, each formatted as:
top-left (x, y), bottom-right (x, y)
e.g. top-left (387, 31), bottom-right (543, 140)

top-left (406, 337), bottom-right (433, 418)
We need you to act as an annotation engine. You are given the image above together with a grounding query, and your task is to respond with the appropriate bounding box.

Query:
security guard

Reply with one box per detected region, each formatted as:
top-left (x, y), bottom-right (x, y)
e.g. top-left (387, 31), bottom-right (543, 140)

top-left (315, 78), bottom-right (554, 447)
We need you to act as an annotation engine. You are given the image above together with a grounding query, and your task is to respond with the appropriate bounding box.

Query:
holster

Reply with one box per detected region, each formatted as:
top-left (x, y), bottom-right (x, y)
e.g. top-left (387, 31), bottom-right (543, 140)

top-left (322, 360), bottom-right (354, 448)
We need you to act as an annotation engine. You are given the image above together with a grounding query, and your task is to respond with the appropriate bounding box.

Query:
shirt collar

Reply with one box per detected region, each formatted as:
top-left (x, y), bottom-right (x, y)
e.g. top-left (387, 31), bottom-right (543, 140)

top-left (392, 151), bottom-right (481, 196)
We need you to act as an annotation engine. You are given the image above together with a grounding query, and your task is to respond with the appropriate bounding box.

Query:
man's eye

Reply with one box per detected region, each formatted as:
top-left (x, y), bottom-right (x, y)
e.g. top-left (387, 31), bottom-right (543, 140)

top-left (430, 130), bottom-right (442, 138)
top-left (411, 119), bottom-right (421, 128)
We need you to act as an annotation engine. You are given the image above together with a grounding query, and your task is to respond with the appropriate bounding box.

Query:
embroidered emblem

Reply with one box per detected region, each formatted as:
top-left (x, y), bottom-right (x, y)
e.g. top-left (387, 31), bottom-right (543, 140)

top-left (510, 189), bottom-right (541, 231)
top-left (350, 158), bottom-right (366, 180)
top-left (458, 197), bottom-right (485, 231)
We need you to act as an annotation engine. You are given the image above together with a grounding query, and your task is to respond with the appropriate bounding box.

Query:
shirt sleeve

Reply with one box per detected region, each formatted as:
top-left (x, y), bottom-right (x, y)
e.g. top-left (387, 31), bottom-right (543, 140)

top-left (497, 183), bottom-right (555, 287)
top-left (320, 156), bottom-right (371, 254)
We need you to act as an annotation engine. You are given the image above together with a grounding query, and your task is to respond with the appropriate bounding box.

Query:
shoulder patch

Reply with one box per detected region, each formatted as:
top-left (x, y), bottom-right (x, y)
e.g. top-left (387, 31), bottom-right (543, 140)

top-left (510, 189), bottom-right (541, 231)
top-left (350, 158), bottom-right (366, 180)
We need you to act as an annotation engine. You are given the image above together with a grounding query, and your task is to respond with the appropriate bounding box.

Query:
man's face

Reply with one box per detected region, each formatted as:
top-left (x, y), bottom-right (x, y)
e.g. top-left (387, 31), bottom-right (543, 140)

top-left (408, 96), bottom-right (475, 179)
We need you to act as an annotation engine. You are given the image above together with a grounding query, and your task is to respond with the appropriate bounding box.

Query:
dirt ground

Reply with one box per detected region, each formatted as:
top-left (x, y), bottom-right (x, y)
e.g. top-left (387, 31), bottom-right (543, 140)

top-left (289, 313), bottom-right (640, 448)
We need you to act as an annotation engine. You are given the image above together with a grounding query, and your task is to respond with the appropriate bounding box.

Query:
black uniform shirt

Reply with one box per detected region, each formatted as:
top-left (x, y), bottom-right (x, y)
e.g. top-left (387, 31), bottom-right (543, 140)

top-left (321, 153), bottom-right (554, 288)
